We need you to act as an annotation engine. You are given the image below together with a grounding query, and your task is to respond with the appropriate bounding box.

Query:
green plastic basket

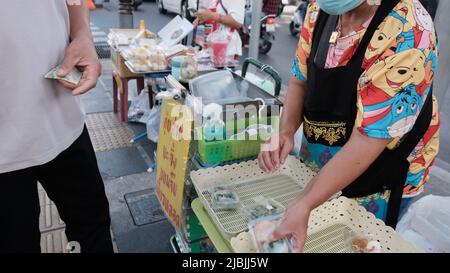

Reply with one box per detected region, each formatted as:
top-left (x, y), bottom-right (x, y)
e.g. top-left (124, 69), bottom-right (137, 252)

top-left (196, 116), bottom-right (279, 165)
top-left (197, 138), bottom-right (262, 165)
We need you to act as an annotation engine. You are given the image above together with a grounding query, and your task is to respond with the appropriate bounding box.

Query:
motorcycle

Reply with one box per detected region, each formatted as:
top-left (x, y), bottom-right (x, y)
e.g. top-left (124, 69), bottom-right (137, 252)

top-left (133, 0), bottom-right (143, 11)
top-left (290, 0), bottom-right (308, 36)
top-left (239, 0), bottom-right (288, 55)
top-left (239, 14), bottom-right (277, 55)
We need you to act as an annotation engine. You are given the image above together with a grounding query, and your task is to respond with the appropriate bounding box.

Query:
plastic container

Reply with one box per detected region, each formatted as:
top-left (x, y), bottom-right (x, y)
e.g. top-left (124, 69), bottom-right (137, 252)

top-left (189, 70), bottom-right (242, 104)
top-left (245, 198), bottom-right (294, 253)
top-left (210, 183), bottom-right (241, 210)
top-left (147, 46), bottom-right (167, 71)
top-left (180, 53), bottom-right (198, 82)
top-left (196, 115), bottom-right (278, 165)
top-left (242, 197), bottom-right (285, 222)
top-left (171, 56), bottom-right (183, 81)
top-left (207, 31), bottom-right (229, 66)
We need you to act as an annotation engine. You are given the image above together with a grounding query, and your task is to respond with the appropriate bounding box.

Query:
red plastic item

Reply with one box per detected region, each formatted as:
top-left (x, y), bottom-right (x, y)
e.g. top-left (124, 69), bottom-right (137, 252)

top-left (210, 41), bottom-right (228, 66)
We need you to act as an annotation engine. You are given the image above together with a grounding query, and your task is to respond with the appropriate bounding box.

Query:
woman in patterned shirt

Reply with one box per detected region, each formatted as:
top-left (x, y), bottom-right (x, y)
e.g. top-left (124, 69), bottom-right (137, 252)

top-left (258, 0), bottom-right (440, 252)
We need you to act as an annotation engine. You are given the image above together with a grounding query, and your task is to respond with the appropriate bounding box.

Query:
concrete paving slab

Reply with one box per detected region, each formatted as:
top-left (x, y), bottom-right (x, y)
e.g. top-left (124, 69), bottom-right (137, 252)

top-left (80, 86), bottom-right (113, 114)
top-left (125, 189), bottom-right (166, 226)
top-left (113, 221), bottom-right (174, 253)
top-left (96, 147), bottom-right (149, 180)
top-left (104, 172), bottom-right (174, 252)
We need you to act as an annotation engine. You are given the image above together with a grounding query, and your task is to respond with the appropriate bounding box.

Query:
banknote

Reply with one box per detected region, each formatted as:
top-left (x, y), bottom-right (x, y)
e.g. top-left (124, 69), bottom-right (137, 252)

top-left (45, 65), bottom-right (83, 85)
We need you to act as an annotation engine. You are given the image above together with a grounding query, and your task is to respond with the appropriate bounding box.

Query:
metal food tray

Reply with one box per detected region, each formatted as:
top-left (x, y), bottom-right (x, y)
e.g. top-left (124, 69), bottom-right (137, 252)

top-left (124, 59), bottom-right (238, 76)
top-left (230, 197), bottom-right (419, 253)
top-left (124, 60), bottom-right (172, 75)
top-left (190, 155), bottom-right (327, 239)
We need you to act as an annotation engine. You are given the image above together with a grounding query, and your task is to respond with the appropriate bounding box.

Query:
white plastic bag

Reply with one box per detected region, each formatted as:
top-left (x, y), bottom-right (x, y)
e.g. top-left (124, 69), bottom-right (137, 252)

top-left (146, 105), bottom-right (162, 143)
top-left (128, 89), bottom-right (150, 123)
top-left (396, 195), bottom-right (450, 253)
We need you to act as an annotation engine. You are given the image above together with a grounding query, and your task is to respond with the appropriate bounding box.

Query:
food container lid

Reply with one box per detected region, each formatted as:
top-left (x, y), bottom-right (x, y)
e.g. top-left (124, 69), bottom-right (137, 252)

top-left (172, 56), bottom-right (184, 67)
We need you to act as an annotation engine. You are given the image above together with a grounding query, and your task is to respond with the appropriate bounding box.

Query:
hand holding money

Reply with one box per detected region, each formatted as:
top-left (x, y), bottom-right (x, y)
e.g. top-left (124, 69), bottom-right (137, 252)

top-left (45, 65), bottom-right (82, 85)
top-left (56, 37), bottom-right (101, 96)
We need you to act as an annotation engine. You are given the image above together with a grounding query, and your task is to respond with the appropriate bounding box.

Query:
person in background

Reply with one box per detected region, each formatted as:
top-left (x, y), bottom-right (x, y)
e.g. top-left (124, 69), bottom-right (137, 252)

top-left (0, 0), bottom-right (113, 252)
top-left (259, 0), bottom-right (440, 252)
top-left (194, 0), bottom-right (246, 57)
top-left (244, 0), bottom-right (282, 27)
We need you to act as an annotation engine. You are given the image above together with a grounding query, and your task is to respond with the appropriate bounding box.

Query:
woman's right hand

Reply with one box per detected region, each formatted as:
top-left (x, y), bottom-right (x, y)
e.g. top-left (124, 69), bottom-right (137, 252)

top-left (258, 131), bottom-right (295, 173)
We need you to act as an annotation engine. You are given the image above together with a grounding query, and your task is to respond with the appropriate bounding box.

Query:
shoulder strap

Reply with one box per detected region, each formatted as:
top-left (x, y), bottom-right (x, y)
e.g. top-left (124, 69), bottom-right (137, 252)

top-left (218, 0), bottom-right (229, 14)
top-left (315, 15), bottom-right (339, 67)
top-left (351, 0), bottom-right (401, 64)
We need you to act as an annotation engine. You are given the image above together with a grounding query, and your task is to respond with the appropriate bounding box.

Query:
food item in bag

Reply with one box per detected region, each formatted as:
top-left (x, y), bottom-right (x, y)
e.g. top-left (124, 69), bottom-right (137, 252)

top-left (210, 185), bottom-right (240, 210)
top-left (351, 236), bottom-right (382, 253)
top-left (244, 197), bottom-right (284, 221)
top-left (249, 218), bottom-right (293, 253)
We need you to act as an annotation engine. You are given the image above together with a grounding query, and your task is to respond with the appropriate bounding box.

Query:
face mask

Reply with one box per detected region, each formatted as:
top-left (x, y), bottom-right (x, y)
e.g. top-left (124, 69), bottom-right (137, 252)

top-left (316, 0), bottom-right (366, 15)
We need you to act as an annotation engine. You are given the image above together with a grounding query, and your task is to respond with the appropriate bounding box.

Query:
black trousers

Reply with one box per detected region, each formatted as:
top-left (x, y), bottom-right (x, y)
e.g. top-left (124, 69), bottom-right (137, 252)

top-left (0, 126), bottom-right (113, 253)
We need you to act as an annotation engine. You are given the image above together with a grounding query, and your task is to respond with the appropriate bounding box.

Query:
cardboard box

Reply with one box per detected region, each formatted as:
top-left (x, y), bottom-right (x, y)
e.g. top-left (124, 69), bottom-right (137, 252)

top-left (110, 47), bottom-right (136, 78)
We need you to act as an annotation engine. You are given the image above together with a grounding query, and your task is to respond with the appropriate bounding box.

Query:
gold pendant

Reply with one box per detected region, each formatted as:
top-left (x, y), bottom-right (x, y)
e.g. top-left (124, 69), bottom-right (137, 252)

top-left (329, 31), bottom-right (340, 44)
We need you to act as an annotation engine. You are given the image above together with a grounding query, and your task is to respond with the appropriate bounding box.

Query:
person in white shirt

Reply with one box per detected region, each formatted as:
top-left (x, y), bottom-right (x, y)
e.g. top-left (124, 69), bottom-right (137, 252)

top-left (0, 0), bottom-right (113, 253)
top-left (194, 0), bottom-right (246, 57)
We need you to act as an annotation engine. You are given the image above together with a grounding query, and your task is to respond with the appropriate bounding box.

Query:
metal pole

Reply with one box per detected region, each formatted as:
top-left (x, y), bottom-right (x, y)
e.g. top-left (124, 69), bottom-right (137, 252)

top-left (434, 0), bottom-right (450, 109)
top-left (118, 0), bottom-right (134, 28)
top-left (249, 0), bottom-right (263, 59)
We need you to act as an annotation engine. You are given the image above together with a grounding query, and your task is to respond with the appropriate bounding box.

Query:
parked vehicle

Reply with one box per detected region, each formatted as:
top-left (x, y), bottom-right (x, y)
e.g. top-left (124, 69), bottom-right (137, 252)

top-left (133, 0), bottom-right (144, 11)
top-left (239, 14), bottom-right (277, 55)
top-left (239, 0), bottom-right (288, 55)
top-left (157, 0), bottom-right (197, 21)
top-left (289, 0), bottom-right (308, 36)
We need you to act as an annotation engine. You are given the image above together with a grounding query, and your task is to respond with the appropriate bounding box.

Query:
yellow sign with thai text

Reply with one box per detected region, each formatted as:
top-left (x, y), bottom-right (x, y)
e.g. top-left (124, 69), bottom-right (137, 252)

top-left (156, 99), bottom-right (192, 230)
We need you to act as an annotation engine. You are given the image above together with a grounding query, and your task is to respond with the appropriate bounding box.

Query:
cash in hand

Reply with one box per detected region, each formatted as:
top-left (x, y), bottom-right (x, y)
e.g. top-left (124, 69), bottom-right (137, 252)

top-left (45, 65), bottom-right (83, 85)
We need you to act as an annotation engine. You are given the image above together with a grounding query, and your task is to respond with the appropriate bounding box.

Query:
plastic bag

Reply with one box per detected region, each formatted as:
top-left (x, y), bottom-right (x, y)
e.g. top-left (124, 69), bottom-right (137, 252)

top-left (210, 182), bottom-right (240, 210)
top-left (146, 104), bottom-right (162, 143)
top-left (244, 197), bottom-right (293, 253)
top-left (207, 30), bottom-right (230, 65)
top-left (145, 89), bottom-right (182, 142)
top-left (128, 89), bottom-right (150, 123)
top-left (396, 195), bottom-right (450, 253)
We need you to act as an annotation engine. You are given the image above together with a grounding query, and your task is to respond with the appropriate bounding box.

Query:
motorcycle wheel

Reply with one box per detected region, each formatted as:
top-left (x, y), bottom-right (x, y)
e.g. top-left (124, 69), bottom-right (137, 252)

top-left (289, 21), bottom-right (299, 36)
top-left (259, 40), bottom-right (272, 55)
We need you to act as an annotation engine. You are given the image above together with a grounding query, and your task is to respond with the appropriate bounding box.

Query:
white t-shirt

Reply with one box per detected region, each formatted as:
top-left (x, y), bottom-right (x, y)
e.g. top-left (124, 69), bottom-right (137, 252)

top-left (210, 0), bottom-right (246, 56)
top-left (0, 1), bottom-right (85, 173)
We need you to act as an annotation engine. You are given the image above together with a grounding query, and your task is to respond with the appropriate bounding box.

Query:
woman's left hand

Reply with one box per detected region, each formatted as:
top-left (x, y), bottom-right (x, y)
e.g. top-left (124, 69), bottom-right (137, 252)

top-left (269, 198), bottom-right (312, 253)
top-left (194, 10), bottom-right (218, 24)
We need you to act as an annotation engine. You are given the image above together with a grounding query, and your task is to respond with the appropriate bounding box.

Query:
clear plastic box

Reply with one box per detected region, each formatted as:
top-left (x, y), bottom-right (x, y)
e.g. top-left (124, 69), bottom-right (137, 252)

top-left (210, 183), bottom-right (240, 210)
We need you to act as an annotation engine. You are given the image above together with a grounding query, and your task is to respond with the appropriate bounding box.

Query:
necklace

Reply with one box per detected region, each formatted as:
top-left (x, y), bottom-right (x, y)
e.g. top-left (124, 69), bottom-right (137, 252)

top-left (329, 5), bottom-right (379, 45)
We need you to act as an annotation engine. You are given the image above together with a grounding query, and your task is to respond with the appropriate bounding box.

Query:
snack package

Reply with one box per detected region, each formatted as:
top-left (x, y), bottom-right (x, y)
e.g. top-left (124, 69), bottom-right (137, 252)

top-left (244, 197), bottom-right (293, 253)
top-left (345, 230), bottom-right (382, 253)
top-left (210, 182), bottom-right (240, 210)
top-left (242, 197), bottom-right (284, 221)
top-left (123, 44), bottom-right (168, 72)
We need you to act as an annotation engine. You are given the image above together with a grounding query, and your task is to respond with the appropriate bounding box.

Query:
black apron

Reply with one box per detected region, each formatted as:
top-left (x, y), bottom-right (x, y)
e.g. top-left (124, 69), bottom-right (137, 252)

top-left (304, 0), bottom-right (433, 228)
